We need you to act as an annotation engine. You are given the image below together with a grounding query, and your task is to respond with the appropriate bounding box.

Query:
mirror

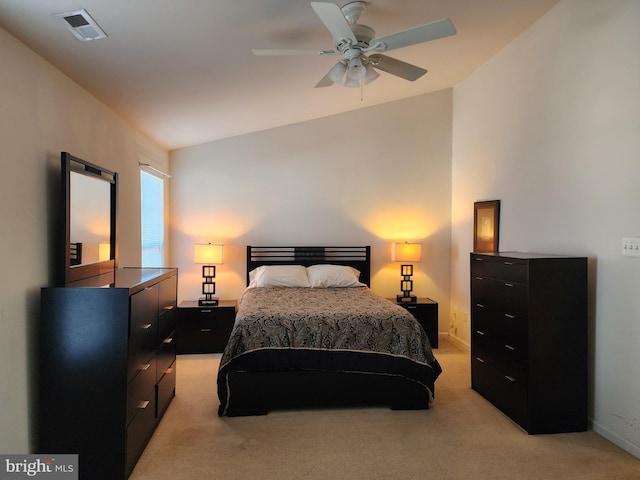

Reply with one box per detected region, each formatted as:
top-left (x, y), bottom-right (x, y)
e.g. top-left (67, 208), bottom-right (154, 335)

top-left (60, 152), bottom-right (117, 285)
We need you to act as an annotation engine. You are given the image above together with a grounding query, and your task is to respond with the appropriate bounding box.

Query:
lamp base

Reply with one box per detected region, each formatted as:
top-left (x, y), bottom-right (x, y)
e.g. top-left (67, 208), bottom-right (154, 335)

top-left (199, 297), bottom-right (219, 306)
top-left (397, 294), bottom-right (417, 303)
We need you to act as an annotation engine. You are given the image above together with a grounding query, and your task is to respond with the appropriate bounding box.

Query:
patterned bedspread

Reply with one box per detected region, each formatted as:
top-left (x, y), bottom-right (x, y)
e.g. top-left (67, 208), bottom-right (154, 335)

top-left (217, 287), bottom-right (442, 415)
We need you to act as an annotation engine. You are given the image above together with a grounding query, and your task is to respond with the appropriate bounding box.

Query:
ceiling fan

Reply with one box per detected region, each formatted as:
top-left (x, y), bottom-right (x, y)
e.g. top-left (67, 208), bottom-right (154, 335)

top-left (252, 1), bottom-right (456, 88)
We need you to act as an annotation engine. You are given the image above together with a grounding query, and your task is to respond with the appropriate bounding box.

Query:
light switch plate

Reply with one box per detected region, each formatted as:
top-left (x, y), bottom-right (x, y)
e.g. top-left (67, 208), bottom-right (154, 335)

top-left (622, 237), bottom-right (640, 257)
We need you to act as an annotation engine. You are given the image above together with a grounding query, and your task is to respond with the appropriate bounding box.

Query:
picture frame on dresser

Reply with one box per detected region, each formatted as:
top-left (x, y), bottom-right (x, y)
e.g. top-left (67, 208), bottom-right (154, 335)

top-left (473, 200), bottom-right (500, 253)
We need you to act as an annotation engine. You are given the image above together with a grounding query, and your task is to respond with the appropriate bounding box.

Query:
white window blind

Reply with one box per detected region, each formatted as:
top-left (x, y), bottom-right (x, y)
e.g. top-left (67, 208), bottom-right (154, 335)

top-left (140, 170), bottom-right (164, 267)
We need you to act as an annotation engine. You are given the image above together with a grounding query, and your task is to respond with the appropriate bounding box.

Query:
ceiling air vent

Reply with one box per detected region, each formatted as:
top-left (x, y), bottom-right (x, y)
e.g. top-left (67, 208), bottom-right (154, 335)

top-left (55, 9), bottom-right (107, 41)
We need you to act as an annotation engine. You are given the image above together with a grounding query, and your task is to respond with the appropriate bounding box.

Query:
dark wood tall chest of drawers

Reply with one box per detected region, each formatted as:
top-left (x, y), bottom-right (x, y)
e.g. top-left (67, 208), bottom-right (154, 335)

top-left (38, 268), bottom-right (178, 479)
top-left (470, 252), bottom-right (587, 434)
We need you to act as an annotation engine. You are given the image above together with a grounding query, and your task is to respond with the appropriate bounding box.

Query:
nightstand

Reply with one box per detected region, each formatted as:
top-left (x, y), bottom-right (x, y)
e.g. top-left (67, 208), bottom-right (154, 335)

top-left (176, 300), bottom-right (236, 354)
top-left (390, 298), bottom-right (439, 348)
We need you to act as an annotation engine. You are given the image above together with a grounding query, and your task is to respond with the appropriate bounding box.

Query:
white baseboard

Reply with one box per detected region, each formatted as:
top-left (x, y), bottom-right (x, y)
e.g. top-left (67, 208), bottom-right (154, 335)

top-left (591, 419), bottom-right (640, 459)
top-left (440, 332), bottom-right (470, 351)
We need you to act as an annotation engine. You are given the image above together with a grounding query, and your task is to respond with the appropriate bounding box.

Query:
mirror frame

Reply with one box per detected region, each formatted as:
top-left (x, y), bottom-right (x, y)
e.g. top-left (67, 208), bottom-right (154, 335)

top-left (60, 152), bottom-right (118, 285)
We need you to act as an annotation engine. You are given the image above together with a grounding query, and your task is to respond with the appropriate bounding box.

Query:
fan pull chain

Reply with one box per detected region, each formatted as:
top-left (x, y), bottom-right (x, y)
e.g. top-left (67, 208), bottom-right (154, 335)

top-left (360, 80), bottom-right (364, 101)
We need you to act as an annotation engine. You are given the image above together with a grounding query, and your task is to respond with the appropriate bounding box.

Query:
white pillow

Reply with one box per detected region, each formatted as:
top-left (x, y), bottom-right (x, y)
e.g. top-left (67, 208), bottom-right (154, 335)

top-left (306, 264), bottom-right (366, 288)
top-left (248, 265), bottom-right (311, 288)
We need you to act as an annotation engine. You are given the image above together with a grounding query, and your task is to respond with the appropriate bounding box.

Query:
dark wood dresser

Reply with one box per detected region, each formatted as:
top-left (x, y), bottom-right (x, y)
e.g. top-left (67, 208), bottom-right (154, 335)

top-left (470, 252), bottom-right (587, 434)
top-left (38, 268), bottom-right (178, 479)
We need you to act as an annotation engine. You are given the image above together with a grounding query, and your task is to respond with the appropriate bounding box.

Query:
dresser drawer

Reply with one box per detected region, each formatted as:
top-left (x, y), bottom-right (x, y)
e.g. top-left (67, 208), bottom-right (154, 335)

top-left (127, 357), bottom-right (157, 424)
top-left (157, 359), bottom-right (176, 418)
top-left (129, 287), bottom-right (159, 381)
top-left (158, 275), bottom-right (177, 312)
top-left (156, 334), bottom-right (176, 382)
top-left (126, 393), bottom-right (157, 477)
top-left (471, 255), bottom-right (528, 284)
top-left (158, 307), bottom-right (176, 345)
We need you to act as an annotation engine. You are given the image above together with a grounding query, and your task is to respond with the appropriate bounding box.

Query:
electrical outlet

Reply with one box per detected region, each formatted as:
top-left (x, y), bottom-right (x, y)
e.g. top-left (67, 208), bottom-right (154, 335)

top-left (622, 237), bottom-right (640, 257)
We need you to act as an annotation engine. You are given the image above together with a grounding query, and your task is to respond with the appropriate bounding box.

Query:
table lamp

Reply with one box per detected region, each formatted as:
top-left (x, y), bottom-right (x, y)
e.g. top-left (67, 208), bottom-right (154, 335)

top-left (393, 242), bottom-right (422, 303)
top-left (194, 243), bottom-right (223, 306)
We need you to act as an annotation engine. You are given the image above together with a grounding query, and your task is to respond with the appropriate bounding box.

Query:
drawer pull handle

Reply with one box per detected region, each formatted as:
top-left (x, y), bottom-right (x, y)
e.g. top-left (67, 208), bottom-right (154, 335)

top-left (475, 258), bottom-right (484, 261)
top-left (505, 375), bottom-right (517, 382)
top-left (140, 363), bottom-right (151, 371)
top-left (504, 283), bottom-right (514, 287)
top-left (504, 314), bottom-right (516, 319)
top-left (164, 337), bottom-right (173, 344)
top-left (504, 261), bottom-right (514, 265)
top-left (164, 305), bottom-right (175, 311)
top-left (144, 286), bottom-right (153, 291)
top-left (475, 276), bottom-right (484, 281)
top-left (200, 328), bottom-right (212, 332)
top-left (476, 303), bottom-right (485, 308)
top-left (141, 323), bottom-right (153, 330)
top-left (201, 309), bottom-right (212, 313)
top-left (407, 306), bottom-right (417, 310)
top-left (476, 357), bottom-right (486, 363)
top-left (476, 330), bottom-right (486, 336)
top-left (505, 344), bottom-right (516, 351)
top-left (138, 400), bottom-right (150, 409)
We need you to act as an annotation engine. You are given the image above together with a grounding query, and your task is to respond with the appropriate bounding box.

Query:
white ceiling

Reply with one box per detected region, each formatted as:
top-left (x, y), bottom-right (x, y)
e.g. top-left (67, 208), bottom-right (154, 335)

top-left (0, 0), bottom-right (559, 150)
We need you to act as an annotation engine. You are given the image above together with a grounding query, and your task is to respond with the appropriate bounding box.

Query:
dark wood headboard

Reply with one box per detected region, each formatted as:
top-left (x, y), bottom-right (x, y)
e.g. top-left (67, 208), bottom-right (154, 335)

top-left (246, 246), bottom-right (371, 286)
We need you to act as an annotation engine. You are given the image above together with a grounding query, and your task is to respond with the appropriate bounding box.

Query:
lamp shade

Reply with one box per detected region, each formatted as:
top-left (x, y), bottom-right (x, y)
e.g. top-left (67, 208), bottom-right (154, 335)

top-left (393, 242), bottom-right (422, 263)
top-left (194, 243), bottom-right (224, 264)
top-left (99, 242), bottom-right (111, 262)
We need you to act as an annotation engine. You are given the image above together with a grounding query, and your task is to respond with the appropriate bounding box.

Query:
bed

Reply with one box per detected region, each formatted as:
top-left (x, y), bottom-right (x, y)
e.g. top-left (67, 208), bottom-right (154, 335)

top-left (217, 246), bottom-right (442, 416)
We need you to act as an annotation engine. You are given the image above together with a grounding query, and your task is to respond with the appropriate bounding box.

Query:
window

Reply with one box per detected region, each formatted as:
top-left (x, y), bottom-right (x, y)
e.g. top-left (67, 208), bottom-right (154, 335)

top-left (140, 170), bottom-right (165, 267)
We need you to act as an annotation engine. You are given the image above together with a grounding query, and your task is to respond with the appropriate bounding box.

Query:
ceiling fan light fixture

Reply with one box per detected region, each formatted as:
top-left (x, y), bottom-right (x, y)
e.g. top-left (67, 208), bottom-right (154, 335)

top-left (363, 63), bottom-right (380, 84)
top-left (343, 76), bottom-right (361, 88)
top-left (347, 56), bottom-right (366, 80)
top-left (327, 61), bottom-right (347, 84)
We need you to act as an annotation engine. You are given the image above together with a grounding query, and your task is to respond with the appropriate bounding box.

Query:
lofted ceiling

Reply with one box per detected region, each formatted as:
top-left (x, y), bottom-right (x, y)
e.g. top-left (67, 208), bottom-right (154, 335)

top-left (0, 0), bottom-right (559, 150)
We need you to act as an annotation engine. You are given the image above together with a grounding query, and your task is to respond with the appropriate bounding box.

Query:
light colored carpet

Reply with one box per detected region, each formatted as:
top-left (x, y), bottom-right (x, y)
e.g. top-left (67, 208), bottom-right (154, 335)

top-left (130, 340), bottom-right (640, 480)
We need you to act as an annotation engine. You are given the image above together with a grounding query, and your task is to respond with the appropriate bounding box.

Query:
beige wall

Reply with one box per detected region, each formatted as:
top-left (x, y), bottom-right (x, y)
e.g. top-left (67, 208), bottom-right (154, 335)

top-left (170, 91), bottom-right (453, 325)
top-left (451, 0), bottom-right (640, 457)
top-left (0, 27), bottom-right (168, 452)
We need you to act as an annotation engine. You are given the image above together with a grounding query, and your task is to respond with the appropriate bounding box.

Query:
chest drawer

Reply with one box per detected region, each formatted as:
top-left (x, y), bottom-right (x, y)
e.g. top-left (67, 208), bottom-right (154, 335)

top-left (472, 329), bottom-right (528, 383)
top-left (472, 276), bottom-right (527, 319)
top-left (471, 255), bottom-right (528, 284)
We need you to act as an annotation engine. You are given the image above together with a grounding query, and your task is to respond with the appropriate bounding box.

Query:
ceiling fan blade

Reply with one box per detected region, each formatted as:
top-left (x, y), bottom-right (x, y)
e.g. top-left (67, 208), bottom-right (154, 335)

top-left (311, 2), bottom-right (357, 46)
top-left (315, 74), bottom-right (334, 88)
top-left (369, 54), bottom-right (427, 81)
top-left (369, 18), bottom-right (456, 52)
top-left (252, 48), bottom-right (337, 56)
